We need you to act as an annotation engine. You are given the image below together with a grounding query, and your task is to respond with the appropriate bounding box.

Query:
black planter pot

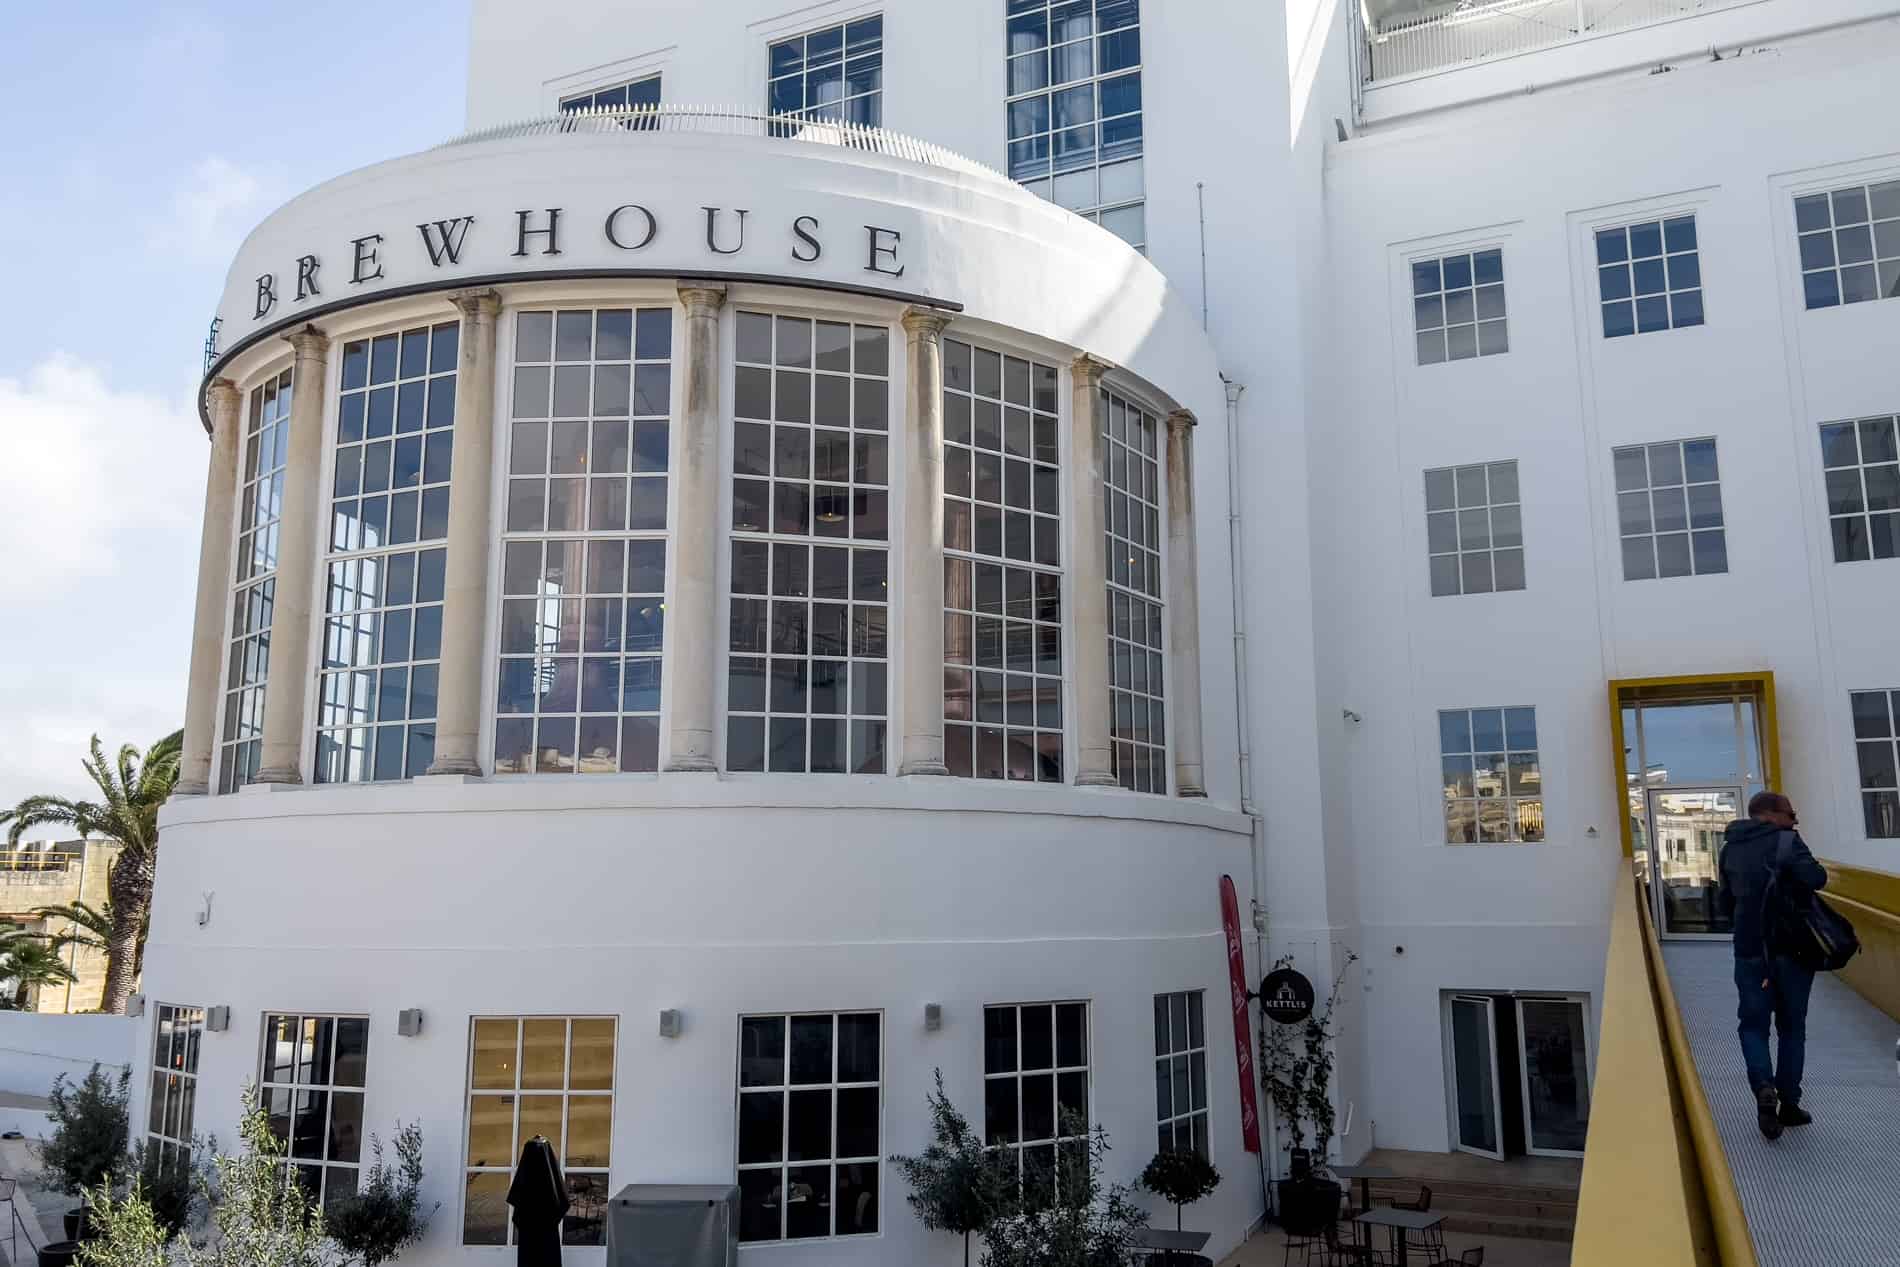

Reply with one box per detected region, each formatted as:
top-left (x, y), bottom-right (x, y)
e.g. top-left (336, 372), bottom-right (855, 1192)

top-left (1275, 1178), bottom-right (1343, 1238)
top-left (39, 1240), bottom-right (82, 1267)
top-left (61, 1208), bottom-right (85, 1242)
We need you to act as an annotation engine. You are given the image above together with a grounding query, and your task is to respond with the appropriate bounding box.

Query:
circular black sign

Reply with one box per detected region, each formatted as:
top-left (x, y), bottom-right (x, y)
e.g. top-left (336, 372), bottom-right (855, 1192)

top-left (1259, 968), bottom-right (1315, 1025)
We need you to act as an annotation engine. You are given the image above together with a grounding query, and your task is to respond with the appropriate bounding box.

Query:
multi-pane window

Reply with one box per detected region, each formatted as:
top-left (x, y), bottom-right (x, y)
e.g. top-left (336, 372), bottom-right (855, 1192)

top-left (1412, 250), bottom-right (1508, 364)
top-left (1104, 389), bottom-right (1166, 793)
top-left (1425, 461), bottom-right (1524, 596)
top-left (1850, 690), bottom-right (1900, 838)
top-left (315, 324), bottom-right (457, 783)
top-left (1796, 179), bottom-right (1900, 309)
top-left (736, 1013), bottom-right (881, 1244)
top-left (1440, 707), bottom-right (1543, 844)
top-left (146, 1005), bottom-right (205, 1175)
top-left (1820, 415), bottom-right (1900, 563)
top-left (729, 313), bottom-right (890, 774)
top-left (464, 1018), bottom-right (617, 1247)
top-left (942, 340), bottom-right (1063, 781)
top-left (221, 369), bottom-right (292, 792)
top-left (1153, 991), bottom-right (1208, 1159)
top-left (560, 75), bottom-right (662, 113)
top-left (499, 308), bottom-right (673, 775)
top-left (983, 1002), bottom-right (1090, 1202)
top-left (259, 1014), bottom-right (369, 1212)
top-left (1596, 217), bottom-right (1704, 337)
top-left (1613, 439), bottom-right (1727, 580)
top-left (1005, 0), bottom-right (1145, 247)
top-left (768, 18), bottom-right (882, 126)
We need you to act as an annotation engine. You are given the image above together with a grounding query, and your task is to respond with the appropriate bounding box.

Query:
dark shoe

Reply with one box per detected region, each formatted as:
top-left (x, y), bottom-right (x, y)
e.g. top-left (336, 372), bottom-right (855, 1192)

top-left (1778, 1101), bottom-right (1812, 1126)
top-left (1757, 1085), bottom-right (1783, 1139)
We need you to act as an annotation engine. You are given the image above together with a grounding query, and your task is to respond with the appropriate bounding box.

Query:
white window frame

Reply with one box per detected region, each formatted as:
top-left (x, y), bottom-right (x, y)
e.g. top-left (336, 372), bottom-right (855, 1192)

top-left (982, 1000), bottom-right (1092, 1199)
top-left (1819, 415), bottom-right (1900, 565)
top-left (1593, 214), bottom-right (1705, 338)
top-left (558, 73), bottom-right (663, 114)
top-left (1409, 246), bottom-right (1509, 365)
top-left (257, 1012), bottom-right (372, 1210)
top-left (764, 12), bottom-right (885, 127)
top-left (146, 1004), bottom-right (206, 1173)
top-left (1850, 689), bottom-right (1900, 839)
top-left (1439, 706), bottom-right (1544, 845)
top-left (1611, 437), bottom-right (1728, 581)
top-left (1101, 381), bottom-right (1168, 793)
top-left (1153, 990), bottom-right (1208, 1158)
top-left (1794, 176), bottom-right (1900, 310)
top-left (1424, 460), bottom-right (1525, 597)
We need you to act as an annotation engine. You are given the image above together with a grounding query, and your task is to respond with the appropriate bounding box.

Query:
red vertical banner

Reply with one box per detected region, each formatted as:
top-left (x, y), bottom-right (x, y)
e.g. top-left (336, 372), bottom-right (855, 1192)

top-left (1219, 874), bottom-right (1262, 1153)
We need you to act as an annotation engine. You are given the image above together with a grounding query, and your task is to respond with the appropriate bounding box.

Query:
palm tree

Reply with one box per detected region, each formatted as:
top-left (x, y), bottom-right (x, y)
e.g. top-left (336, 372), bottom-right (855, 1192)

top-left (0, 731), bottom-right (181, 1014)
top-left (0, 924), bottom-right (78, 1010)
top-left (33, 899), bottom-right (139, 1011)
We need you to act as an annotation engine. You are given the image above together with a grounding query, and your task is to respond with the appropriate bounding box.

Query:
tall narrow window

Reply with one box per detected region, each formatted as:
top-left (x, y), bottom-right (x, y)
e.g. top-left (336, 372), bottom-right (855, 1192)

top-left (1006, 0), bottom-right (1145, 248)
top-left (942, 340), bottom-right (1064, 781)
top-left (1612, 439), bottom-right (1727, 579)
top-left (1104, 389), bottom-right (1165, 793)
top-left (146, 1005), bottom-right (205, 1175)
top-left (315, 324), bottom-right (457, 783)
top-left (1425, 461), bottom-right (1524, 596)
top-left (259, 1014), bottom-right (369, 1210)
top-left (1440, 707), bottom-right (1543, 843)
top-left (1153, 991), bottom-right (1208, 1158)
top-left (464, 1018), bottom-right (617, 1247)
top-left (983, 1002), bottom-right (1090, 1202)
top-left (728, 313), bottom-right (890, 774)
top-left (220, 370), bottom-right (292, 792)
top-left (1851, 690), bottom-right (1900, 838)
top-left (1795, 179), bottom-right (1900, 309)
top-left (497, 308), bottom-right (674, 774)
top-left (1820, 415), bottom-right (1900, 563)
top-left (769, 17), bottom-right (883, 126)
top-left (735, 1012), bottom-right (882, 1243)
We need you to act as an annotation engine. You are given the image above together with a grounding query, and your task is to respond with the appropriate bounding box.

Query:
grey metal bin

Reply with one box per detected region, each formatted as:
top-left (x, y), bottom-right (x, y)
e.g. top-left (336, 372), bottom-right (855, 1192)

top-left (605, 1185), bottom-right (739, 1267)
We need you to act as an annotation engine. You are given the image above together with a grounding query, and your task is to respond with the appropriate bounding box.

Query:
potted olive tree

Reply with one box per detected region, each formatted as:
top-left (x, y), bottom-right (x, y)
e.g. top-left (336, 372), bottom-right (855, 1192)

top-left (324, 1121), bottom-right (436, 1266)
top-left (889, 1071), bottom-right (1013, 1267)
top-left (38, 1064), bottom-right (130, 1243)
top-left (1138, 1149), bottom-right (1220, 1265)
top-left (1260, 953), bottom-right (1357, 1237)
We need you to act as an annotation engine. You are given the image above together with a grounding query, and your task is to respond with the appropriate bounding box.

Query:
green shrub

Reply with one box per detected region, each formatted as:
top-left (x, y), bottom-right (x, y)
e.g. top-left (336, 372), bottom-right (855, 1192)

top-left (324, 1122), bottom-right (434, 1266)
top-left (1138, 1149), bottom-right (1221, 1232)
top-left (40, 1064), bottom-right (131, 1197)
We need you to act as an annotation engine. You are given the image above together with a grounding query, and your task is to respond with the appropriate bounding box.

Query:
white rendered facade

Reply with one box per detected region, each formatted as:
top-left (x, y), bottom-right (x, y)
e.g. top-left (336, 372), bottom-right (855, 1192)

top-left (147, 0), bottom-right (1900, 1262)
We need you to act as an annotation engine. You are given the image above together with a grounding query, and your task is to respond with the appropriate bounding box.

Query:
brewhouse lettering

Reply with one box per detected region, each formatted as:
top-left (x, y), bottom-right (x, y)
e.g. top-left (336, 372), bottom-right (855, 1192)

top-left (605, 204), bottom-right (658, 251)
top-left (351, 234), bottom-right (385, 284)
top-left (295, 255), bottom-right (321, 301)
top-left (513, 208), bottom-right (563, 257)
top-left (255, 274), bottom-right (277, 320)
top-left (865, 226), bottom-right (904, 278)
top-left (792, 215), bottom-right (822, 263)
top-left (418, 217), bottom-right (476, 266)
top-left (704, 206), bottom-right (748, 256)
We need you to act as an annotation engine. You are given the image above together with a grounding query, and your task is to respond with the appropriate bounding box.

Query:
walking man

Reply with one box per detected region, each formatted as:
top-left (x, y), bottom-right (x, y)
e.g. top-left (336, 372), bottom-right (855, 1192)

top-left (1717, 792), bottom-right (1828, 1140)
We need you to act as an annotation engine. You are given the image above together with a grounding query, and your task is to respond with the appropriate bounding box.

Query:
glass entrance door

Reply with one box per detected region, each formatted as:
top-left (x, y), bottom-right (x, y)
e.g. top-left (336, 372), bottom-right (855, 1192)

top-left (1449, 995), bottom-right (1504, 1159)
top-left (1644, 786), bottom-right (1740, 936)
top-left (1516, 997), bottom-right (1590, 1156)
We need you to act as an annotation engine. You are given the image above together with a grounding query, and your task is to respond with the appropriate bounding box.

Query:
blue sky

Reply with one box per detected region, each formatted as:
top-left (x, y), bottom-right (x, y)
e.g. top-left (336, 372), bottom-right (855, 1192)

top-left (0, 4), bottom-right (465, 825)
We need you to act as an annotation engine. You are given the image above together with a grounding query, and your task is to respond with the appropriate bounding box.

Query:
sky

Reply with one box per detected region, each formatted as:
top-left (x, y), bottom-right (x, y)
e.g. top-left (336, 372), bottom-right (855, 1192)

top-left (0, 4), bottom-right (466, 832)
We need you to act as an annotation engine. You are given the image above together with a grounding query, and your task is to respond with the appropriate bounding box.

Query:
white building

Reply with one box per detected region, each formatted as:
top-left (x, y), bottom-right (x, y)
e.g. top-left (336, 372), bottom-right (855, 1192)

top-left (143, 0), bottom-right (1900, 1262)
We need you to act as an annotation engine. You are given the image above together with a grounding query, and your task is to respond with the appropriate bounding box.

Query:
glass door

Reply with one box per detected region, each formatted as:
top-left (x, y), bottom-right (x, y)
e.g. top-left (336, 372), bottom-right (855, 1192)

top-left (1449, 994), bottom-right (1504, 1159)
top-left (1644, 786), bottom-right (1740, 936)
top-left (1516, 997), bottom-right (1590, 1156)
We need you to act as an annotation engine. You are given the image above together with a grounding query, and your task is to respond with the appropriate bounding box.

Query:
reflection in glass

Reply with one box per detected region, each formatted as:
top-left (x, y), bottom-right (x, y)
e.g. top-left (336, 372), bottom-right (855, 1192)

top-left (1519, 999), bottom-right (1590, 1154)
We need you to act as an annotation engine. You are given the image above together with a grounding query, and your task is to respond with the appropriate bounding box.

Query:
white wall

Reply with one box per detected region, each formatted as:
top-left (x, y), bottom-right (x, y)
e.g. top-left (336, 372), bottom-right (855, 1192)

top-left (0, 1012), bottom-right (136, 1098)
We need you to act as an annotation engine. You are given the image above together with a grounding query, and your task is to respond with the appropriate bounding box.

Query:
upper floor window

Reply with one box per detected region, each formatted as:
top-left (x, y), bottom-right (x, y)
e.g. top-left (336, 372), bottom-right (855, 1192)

top-left (769, 18), bottom-right (883, 126)
top-left (1596, 216), bottom-right (1703, 337)
top-left (220, 370), bottom-right (292, 792)
top-left (496, 308), bottom-right (674, 775)
top-left (1613, 439), bottom-right (1726, 580)
top-left (1797, 180), bottom-right (1900, 310)
top-left (1153, 991), bottom-right (1208, 1158)
top-left (560, 75), bottom-right (662, 113)
top-left (942, 339), bottom-right (1065, 782)
top-left (1005, 0), bottom-right (1144, 248)
top-left (260, 1013), bottom-right (369, 1210)
top-left (316, 324), bottom-right (458, 783)
top-left (1425, 461), bottom-right (1524, 596)
top-left (1851, 690), bottom-right (1900, 838)
top-left (147, 1005), bottom-right (205, 1177)
top-left (728, 313), bottom-right (891, 774)
top-left (1412, 250), bottom-right (1507, 364)
top-left (1104, 388), bottom-right (1166, 793)
top-left (1820, 415), bottom-right (1899, 563)
top-left (1440, 706), bottom-right (1543, 844)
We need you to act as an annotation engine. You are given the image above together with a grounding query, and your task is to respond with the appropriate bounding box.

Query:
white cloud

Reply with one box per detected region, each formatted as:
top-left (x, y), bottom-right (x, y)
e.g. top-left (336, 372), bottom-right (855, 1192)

top-left (0, 359), bottom-right (201, 833)
top-left (150, 156), bottom-right (283, 257)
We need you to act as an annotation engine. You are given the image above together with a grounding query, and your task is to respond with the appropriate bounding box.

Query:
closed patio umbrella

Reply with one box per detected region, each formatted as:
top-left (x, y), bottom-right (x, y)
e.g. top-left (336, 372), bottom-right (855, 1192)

top-left (507, 1135), bottom-right (569, 1267)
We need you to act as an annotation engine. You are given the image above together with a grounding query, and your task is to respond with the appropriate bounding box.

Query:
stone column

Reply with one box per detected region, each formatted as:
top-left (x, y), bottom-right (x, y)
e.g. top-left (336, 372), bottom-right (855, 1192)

top-left (1165, 409), bottom-right (1207, 797)
top-left (897, 308), bottom-right (953, 776)
top-left (254, 325), bottom-right (331, 785)
top-left (175, 379), bottom-right (242, 795)
top-left (1068, 355), bottom-right (1117, 787)
top-left (664, 283), bottom-right (728, 771)
top-left (428, 290), bottom-right (503, 776)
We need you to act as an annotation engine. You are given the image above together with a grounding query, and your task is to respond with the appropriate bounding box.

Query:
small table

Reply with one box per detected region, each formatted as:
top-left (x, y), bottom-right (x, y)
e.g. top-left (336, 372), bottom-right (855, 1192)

top-left (1354, 1206), bottom-right (1445, 1264)
top-left (1330, 1163), bottom-right (1395, 1215)
top-left (1128, 1227), bottom-right (1211, 1263)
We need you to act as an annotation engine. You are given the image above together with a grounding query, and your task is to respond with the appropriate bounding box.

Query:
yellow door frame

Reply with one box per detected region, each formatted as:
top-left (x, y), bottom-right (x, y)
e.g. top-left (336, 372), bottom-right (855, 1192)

top-left (1607, 671), bottom-right (1781, 859)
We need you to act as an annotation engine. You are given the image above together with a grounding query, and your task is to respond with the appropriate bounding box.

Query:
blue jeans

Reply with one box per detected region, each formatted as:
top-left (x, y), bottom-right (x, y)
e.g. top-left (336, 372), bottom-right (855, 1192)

top-left (1735, 954), bottom-right (1816, 1102)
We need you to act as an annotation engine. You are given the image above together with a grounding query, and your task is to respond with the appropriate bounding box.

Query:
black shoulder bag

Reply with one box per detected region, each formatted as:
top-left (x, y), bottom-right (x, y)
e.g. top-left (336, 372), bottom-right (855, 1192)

top-left (1762, 831), bottom-right (1860, 972)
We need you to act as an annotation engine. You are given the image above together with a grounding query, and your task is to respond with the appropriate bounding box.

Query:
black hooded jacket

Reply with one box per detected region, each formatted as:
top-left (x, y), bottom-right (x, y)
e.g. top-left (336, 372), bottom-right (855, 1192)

top-left (1716, 817), bottom-right (1828, 959)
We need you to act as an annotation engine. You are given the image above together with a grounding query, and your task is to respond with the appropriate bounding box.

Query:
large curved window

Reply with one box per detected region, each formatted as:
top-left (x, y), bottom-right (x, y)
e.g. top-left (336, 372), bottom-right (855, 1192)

top-left (727, 312), bottom-right (891, 774)
top-left (314, 324), bottom-right (457, 783)
top-left (495, 308), bottom-right (673, 774)
top-left (1103, 387), bottom-right (1166, 793)
top-left (942, 340), bottom-right (1064, 781)
top-left (219, 369), bottom-right (292, 793)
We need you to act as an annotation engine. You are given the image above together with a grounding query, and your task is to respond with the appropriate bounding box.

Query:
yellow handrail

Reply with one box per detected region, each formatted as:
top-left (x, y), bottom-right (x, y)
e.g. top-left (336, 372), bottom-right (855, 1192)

top-left (1817, 859), bottom-right (1900, 1024)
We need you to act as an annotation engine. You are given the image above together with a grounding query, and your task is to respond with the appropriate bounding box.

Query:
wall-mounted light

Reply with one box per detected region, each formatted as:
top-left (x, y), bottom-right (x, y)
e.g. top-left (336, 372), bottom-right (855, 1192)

top-left (397, 1009), bottom-right (424, 1037)
top-left (924, 1003), bottom-right (943, 1032)
top-left (206, 1006), bottom-right (231, 1032)
top-left (659, 1009), bottom-right (683, 1039)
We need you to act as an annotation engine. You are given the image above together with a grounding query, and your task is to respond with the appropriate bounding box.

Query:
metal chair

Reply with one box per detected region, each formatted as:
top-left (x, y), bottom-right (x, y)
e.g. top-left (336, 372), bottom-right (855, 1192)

top-left (1392, 1186), bottom-right (1446, 1263)
top-left (1429, 1249), bottom-right (1483, 1267)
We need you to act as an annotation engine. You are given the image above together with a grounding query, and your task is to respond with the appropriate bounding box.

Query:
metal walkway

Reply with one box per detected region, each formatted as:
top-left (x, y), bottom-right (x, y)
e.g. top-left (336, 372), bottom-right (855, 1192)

top-left (1661, 942), bottom-right (1900, 1266)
